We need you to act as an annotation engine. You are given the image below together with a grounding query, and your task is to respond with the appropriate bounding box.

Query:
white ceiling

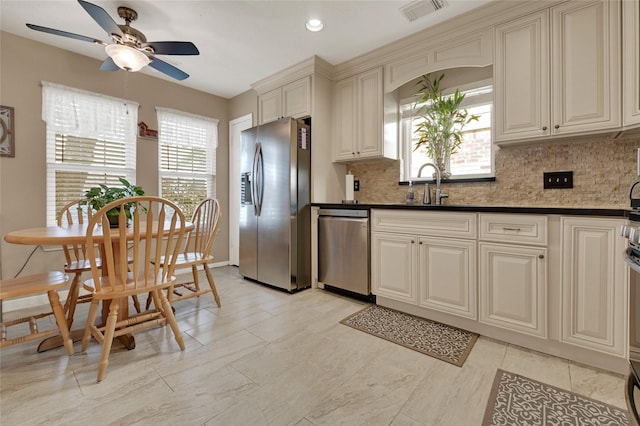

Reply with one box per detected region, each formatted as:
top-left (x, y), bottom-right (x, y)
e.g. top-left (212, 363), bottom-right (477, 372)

top-left (0, 0), bottom-right (492, 99)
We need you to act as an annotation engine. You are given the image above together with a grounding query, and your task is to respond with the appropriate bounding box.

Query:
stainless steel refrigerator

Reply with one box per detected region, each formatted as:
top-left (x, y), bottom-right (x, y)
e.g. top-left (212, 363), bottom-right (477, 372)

top-left (239, 117), bottom-right (311, 292)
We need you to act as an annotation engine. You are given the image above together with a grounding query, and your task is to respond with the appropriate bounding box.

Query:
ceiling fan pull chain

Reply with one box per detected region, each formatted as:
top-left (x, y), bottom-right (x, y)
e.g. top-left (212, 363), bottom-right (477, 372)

top-left (124, 72), bottom-right (129, 115)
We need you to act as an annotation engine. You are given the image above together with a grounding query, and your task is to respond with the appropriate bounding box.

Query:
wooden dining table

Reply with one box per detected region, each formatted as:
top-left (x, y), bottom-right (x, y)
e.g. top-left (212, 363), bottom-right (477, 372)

top-left (4, 220), bottom-right (192, 351)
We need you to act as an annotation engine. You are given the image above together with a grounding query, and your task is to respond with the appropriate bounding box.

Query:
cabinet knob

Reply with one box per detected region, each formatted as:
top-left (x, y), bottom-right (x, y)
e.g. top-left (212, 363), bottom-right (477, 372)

top-left (542, 126), bottom-right (547, 131)
top-left (411, 240), bottom-right (415, 244)
top-left (554, 124), bottom-right (560, 129)
top-left (538, 254), bottom-right (544, 259)
top-left (419, 241), bottom-right (423, 245)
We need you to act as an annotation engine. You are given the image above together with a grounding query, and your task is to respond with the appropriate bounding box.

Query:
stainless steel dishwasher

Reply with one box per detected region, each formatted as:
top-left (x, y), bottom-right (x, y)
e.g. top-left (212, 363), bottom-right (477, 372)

top-left (318, 209), bottom-right (371, 298)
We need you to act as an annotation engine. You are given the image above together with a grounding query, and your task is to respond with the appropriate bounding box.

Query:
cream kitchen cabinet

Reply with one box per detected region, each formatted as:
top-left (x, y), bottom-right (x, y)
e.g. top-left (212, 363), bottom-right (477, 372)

top-left (371, 232), bottom-right (418, 304)
top-left (560, 216), bottom-right (627, 357)
top-left (371, 210), bottom-right (477, 319)
top-left (333, 67), bottom-right (396, 162)
top-left (623, 0), bottom-right (640, 128)
top-left (494, 0), bottom-right (620, 144)
top-left (258, 76), bottom-right (311, 124)
top-left (478, 214), bottom-right (548, 338)
top-left (418, 236), bottom-right (477, 319)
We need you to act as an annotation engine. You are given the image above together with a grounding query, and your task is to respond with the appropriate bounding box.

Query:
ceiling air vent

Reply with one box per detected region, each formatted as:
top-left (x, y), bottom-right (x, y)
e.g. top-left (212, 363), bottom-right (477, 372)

top-left (400, 0), bottom-right (448, 22)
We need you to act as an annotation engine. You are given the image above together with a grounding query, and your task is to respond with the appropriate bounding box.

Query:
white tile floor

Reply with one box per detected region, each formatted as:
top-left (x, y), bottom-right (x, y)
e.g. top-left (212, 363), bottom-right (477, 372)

top-left (0, 266), bottom-right (627, 425)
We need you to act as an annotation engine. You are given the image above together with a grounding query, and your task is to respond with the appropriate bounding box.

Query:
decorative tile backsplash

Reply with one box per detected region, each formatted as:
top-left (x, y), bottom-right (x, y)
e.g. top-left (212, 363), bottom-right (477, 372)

top-left (347, 135), bottom-right (640, 209)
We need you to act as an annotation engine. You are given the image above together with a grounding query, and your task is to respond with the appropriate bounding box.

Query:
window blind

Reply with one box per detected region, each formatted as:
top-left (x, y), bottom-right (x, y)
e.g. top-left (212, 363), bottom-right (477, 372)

top-left (42, 82), bottom-right (138, 225)
top-left (157, 107), bottom-right (218, 219)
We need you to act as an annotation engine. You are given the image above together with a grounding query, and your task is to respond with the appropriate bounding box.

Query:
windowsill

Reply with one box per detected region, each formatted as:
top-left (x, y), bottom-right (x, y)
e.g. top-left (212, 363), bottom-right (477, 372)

top-left (399, 176), bottom-right (496, 185)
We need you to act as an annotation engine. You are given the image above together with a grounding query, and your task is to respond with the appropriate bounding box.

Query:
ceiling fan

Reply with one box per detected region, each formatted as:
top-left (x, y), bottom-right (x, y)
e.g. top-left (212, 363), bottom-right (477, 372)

top-left (26, 0), bottom-right (199, 81)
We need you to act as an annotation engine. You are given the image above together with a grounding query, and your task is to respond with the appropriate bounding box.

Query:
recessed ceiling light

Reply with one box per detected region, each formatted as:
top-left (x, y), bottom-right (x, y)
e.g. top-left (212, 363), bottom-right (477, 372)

top-left (305, 18), bottom-right (324, 32)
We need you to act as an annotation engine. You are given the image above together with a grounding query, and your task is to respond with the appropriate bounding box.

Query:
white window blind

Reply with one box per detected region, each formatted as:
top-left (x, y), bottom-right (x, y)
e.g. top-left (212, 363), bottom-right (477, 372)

top-left (42, 82), bottom-right (138, 225)
top-left (157, 107), bottom-right (218, 219)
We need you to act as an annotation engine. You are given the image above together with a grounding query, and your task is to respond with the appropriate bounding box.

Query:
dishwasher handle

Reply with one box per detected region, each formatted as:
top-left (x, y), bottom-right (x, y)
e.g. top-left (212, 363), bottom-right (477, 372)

top-left (318, 209), bottom-right (368, 218)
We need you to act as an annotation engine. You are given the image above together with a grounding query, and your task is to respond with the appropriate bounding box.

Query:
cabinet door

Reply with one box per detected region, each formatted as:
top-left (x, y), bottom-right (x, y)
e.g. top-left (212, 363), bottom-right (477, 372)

top-left (551, 0), bottom-right (620, 134)
top-left (479, 242), bottom-right (547, 338)
top-left (258, 88), bottom-right (281, 124)
top-left (494, 10), bottom-right (550, 142)
top-left (333, 76), bottom-right (357, 161)
top-left (561, 217), bottom-right (627, 356)
top-left (371, 232), bottom-right (417, 304)
top-left (418, 237), bottom-right (477, 319)
top-left (283, 76), bottom-right (311, 119)
top-left (357, 67), bottom-right (383, 158)
top-left (623, 0), bottom-right (640, 127)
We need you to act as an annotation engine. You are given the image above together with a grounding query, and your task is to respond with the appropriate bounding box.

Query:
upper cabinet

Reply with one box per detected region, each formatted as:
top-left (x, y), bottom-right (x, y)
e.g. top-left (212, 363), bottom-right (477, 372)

top-left (494, 1), bottom-right (621, 144)
top-left (258, 76), bottom-right (311, 124)
top-left (623, 0), bottom-right (640, 128)
top-left (494, 11), bottom-right (549, 142)
top-left (333, 67), bottom-right (397, 162)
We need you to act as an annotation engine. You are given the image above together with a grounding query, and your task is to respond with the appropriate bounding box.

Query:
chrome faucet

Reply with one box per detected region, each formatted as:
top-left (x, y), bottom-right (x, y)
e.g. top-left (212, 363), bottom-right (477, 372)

top-left (417, 162), bottom-right (448, 205)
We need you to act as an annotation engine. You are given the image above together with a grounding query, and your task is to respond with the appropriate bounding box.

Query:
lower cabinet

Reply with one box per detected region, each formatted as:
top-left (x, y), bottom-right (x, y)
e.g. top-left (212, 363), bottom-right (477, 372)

top-left (418, 237), bottom-right (477, 319)
top-left (371, 232), bottom-right (417, 304)
top-left (479, 242), bottom-right (547, 338)
top-left (560, 216), bottom-right (627, 356)
top-left (371, 210), bottom-right (477, 319)
top-left (370, 209), bottom-right (629, 373)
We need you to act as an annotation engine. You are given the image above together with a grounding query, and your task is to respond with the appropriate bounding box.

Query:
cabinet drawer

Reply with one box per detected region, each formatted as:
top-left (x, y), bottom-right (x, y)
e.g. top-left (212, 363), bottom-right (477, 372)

top-left (479, 214), bottom-right (547, 245)
top-left (372, 210), bottom-right (476, 239)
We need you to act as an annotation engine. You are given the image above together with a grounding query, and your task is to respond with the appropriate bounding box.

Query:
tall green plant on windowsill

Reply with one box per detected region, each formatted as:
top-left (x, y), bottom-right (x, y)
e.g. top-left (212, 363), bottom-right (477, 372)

top-left (413, 73), bottom-right (479, 179)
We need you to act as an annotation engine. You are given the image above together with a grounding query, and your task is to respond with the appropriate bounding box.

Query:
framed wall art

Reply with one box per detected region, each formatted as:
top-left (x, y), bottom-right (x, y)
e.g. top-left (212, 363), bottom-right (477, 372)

top-left (0, 105), bottom-right (15, 157)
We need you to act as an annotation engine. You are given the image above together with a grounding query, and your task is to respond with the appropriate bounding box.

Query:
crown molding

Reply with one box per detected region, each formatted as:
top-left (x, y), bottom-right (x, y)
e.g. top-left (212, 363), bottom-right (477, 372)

top-left (332, 0), bottom-right (561, 82)
top-left (251, 55), bottom-right (335, 94)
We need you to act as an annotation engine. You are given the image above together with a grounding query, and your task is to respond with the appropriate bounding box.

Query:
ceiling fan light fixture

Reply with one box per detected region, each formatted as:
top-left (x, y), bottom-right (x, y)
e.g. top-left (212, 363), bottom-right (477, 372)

top-left (105, 44), bottom-right (150, 72)
top-left (305, 19), bottom-right (324, 32)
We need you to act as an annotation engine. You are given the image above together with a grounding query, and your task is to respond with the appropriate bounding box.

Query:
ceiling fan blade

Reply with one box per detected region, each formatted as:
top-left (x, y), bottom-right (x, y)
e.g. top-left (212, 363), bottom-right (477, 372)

top-left (100, 57), bottom-right (120, 71)
top-left (142, 41), bottom-right (200, 56)
top-left (78, 0), bottom-right (123, 38)
top-left (26, 23), bottom-right (106, 45)
top-left (148, 57), bottom-right (189, 81)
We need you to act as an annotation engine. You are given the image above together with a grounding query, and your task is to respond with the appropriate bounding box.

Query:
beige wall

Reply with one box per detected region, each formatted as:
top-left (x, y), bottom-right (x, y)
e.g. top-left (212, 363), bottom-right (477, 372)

top-left (0, 32), bottom-right (230, 279)
top-left (228, 89), bottom-right (257, 125)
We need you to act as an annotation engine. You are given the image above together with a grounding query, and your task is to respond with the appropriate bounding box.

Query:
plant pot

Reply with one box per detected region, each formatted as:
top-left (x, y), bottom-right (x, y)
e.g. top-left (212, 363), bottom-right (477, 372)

top-left (434, 152), bottom-right (452, 180)
top-left (107, 214), bottom-right (130, 228)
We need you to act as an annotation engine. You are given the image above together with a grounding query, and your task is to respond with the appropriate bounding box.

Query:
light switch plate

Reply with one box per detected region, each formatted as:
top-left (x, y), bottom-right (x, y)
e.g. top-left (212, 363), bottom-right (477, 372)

top-left (544, 171), bottom-right (573, 189)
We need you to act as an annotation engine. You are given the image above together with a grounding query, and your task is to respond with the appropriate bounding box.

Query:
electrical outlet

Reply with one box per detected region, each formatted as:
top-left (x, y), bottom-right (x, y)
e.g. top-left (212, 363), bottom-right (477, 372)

top-left (543, 171), bottom-right (573, 189)
top-left (354, 180), bottom-right (360, 191)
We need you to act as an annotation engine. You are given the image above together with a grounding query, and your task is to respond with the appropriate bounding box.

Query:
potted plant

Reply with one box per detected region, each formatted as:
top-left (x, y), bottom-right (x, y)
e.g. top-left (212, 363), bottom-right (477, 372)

top-left (81, 177), bottom-right (145, 227)
top-left (413, 73), bottom-right (479, 179)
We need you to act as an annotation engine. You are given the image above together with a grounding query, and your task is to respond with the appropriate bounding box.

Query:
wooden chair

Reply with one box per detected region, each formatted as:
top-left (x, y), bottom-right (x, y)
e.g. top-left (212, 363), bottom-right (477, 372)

top-left (58, 199), bottom-right (141, 327)
top-left (149, 198), bottom-right (222, 309)
top-left (0, 271), bottom-right (74, 355)
top-left (81, 196), bottom-right (187, 382)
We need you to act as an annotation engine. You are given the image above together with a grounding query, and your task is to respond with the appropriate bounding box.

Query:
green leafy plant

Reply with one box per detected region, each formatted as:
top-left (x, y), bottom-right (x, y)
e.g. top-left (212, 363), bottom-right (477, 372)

top-left (413, 73), bottom-right (479, 178)
top-left (81, 177), bottom-right (145, 221)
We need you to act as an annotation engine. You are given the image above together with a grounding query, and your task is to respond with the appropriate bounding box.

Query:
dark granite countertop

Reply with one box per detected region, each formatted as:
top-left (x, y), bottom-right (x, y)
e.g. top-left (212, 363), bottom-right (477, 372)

top-left (312, 203), bottom-right (630, 217)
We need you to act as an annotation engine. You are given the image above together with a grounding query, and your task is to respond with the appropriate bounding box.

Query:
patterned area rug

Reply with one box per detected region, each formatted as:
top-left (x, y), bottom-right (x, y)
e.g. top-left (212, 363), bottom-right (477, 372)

top-left (340, 305), bottom-right (478, 367)
top-left (482, 369), bottom-right (629, 426)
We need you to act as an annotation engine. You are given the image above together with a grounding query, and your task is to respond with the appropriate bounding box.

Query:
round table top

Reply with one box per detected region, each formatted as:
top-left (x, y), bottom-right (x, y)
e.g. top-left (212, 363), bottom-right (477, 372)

top-left (4, 221), bottom-right (193, 246)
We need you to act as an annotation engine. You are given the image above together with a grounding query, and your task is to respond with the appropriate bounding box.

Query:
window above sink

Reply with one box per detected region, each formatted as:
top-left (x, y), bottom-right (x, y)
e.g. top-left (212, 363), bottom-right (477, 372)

top-left (399, 69), bottom-right (495, 182)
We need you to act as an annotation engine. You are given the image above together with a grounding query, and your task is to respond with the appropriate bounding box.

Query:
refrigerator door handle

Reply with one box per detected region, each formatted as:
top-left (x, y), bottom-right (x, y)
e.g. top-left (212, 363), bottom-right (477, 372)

top-left (252, 142), bottom-right (264, 216)
top-left (251, 145), bottom-right (258, 216)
